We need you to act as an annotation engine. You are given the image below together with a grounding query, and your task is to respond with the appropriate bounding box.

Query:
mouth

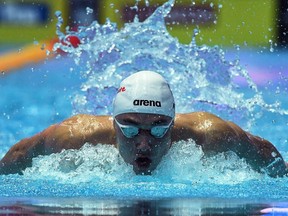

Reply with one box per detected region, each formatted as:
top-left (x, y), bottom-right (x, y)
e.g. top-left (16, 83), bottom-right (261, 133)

top-left (134, 156), bottom-right (152, 169)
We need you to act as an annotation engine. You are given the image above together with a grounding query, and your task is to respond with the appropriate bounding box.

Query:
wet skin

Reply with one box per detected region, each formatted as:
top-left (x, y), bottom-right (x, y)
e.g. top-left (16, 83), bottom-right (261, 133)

top-left (114, 113), bottom-right (173, 175)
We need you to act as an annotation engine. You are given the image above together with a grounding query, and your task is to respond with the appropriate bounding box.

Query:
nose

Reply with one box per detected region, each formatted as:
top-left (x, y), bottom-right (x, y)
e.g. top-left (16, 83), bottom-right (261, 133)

top-left (136, 130), bottom-right (152, 152)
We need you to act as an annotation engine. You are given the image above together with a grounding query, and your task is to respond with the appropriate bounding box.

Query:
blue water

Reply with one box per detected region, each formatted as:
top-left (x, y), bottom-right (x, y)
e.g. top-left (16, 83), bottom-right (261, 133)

top-left (0, 1), bottom-right (288, 214)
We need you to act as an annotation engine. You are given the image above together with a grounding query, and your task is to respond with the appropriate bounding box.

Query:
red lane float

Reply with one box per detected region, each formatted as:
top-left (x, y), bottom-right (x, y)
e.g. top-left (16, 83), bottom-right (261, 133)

top-left (0, 35), bottom-right (81, 75)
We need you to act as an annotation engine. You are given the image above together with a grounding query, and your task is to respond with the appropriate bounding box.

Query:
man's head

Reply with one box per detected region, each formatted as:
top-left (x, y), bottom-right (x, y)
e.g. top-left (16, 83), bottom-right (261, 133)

top-left (113, 71), bottom-right (175, 175)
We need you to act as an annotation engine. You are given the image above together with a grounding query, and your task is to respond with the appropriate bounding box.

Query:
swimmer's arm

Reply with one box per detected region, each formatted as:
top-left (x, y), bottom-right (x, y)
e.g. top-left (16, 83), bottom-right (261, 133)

top-left (0, 126), bottom-right (48, 175)
top-left (226, 121), bottom-right (287, 177)
top-left (0, 114), bottom-right (116, 175)
top-left (0, 121), bottom-right (70, 175)
top-left (174, 112), bottom-right (287, 177)
top-left (244, 131), bottom-right (287, 177)
top-left (0, 120), bottom-right (82, 175)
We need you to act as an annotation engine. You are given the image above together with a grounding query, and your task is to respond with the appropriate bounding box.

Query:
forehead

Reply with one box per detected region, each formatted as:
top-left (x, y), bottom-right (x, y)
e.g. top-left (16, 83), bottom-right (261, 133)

top-left (115, 113), bottom-right (172, 123)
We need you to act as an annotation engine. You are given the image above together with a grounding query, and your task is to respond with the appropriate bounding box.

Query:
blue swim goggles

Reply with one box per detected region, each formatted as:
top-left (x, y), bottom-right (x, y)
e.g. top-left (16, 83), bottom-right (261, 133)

top-left (114, 118), bottom-right (173, 138)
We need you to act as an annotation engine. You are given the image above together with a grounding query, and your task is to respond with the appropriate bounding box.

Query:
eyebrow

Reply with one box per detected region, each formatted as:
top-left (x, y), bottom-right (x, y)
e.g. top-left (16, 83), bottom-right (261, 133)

top-left (121, 118), bottom-right (139, 125)
top-left (121, 118), bottom-right (170, 126)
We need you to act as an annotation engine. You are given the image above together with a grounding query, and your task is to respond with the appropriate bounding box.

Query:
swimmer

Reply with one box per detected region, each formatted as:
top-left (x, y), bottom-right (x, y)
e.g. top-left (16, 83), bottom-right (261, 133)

top-left (0, 71), bottom-right (287, 177)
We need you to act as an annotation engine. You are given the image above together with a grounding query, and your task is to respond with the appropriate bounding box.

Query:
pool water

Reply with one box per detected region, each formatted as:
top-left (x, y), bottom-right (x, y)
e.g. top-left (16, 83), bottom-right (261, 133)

top-left (0, 197), bottom-right (287, 215)
top-left (1, 1), bottom-right (288, 215)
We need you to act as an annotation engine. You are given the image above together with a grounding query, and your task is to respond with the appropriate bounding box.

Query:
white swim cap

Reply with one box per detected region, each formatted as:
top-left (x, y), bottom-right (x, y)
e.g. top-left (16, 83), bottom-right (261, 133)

top-left (113, 71), bottom-right (175, 118)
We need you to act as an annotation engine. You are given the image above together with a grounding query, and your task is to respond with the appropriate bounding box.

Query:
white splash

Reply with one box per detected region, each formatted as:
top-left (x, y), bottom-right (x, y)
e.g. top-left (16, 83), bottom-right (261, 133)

top-left (24, 141), bottom-right (261, 185)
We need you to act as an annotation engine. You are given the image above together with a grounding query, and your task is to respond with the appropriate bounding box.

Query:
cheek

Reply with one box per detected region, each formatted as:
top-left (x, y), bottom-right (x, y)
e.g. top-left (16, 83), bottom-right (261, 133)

top-left (117, 136), bottom-right (135, 163)
top-left (153, 137), bottom-right (171, 155)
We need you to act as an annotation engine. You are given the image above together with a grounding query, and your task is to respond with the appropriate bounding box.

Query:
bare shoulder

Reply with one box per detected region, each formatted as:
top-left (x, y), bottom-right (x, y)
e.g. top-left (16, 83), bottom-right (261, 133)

top-left (172, 112), bottom-right (242, 152)
top-left (175, 112), bottom-right (225, 125)
top-left (173, 111), bottom-right (228, 135)
top-left (44, 114), bottom-right (116, 153)
top-left (58, 114), bottom-right (113, 131)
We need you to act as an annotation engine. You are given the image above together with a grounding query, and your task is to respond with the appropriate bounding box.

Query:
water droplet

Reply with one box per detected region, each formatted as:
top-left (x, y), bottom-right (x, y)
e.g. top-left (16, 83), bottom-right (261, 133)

top-left (269, 39), bottom-right (274, 52)
top-left (41, 44), bottom-right (46, 50)
top-left (234, 44), bottom-right (240, 51)
top-left (145, 0), bottom-right (150, 7)
top-left (55, 11), bottom-right (62, 17)
top-left (86, 7), bottom-right (93, 15)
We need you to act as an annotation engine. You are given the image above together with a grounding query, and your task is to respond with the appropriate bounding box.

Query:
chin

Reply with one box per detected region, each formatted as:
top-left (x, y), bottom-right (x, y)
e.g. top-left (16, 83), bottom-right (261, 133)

top-left (134, 167), bottom-right (152, 175)
top-left (133, 162), bottom-right (155, 175)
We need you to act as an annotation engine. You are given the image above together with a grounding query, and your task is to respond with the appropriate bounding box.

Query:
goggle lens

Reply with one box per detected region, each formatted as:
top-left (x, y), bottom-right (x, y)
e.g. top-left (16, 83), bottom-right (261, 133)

top-left (115, 119), bottom-right (173, 138)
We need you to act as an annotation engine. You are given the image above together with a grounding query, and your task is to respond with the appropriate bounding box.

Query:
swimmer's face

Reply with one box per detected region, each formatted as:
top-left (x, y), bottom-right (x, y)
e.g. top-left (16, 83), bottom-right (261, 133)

top-left (114, 113), bottom-right (173, 175)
